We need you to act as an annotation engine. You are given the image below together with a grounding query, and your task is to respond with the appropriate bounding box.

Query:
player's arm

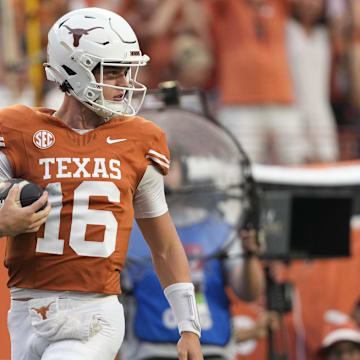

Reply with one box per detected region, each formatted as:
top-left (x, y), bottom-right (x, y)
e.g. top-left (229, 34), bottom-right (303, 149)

top-left (0, 185), bottom-right (50, 237)
top-left (134, 166), bottom-right (191, 288)
top-left (137, 213), bottom-right (190, 287)
top-left (137, 213), bottom-right (203, 360)
top-left (134, 165), bottom-right (203, 360)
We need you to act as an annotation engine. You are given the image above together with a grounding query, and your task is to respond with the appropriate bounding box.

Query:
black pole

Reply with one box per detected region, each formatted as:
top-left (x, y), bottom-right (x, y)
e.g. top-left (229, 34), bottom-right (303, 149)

top-left (265, 264), bottom-right (277, 360)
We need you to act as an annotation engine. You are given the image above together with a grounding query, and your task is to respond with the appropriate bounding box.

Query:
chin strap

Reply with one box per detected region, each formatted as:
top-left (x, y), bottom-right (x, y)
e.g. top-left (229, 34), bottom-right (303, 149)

top-left (164, 282), bottom-right (201, 338)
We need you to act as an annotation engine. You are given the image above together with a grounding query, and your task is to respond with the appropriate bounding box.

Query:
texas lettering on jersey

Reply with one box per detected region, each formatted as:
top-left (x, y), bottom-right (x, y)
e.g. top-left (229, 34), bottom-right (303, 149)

top-left (0, 105), bottom-right (170, 295)
top-left (39, 157), bottom-right (122, 180)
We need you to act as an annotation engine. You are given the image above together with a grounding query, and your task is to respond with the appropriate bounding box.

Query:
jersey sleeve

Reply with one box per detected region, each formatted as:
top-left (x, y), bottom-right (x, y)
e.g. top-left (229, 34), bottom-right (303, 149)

top-left (145, 128), bottom-right (170, 175)
top-left (222, 232), bottom-right (244, 287)
top-left (0, 151), bottom-right (14, 181)
top-left (0, 107), bottom-right (26, 177)
top-left (134, 165), bottom-right (168, 219)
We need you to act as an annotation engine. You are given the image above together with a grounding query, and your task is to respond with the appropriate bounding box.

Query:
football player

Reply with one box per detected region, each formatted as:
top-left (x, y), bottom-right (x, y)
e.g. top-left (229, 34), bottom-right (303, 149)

top-left (0, 7), bottom-right (203, 360)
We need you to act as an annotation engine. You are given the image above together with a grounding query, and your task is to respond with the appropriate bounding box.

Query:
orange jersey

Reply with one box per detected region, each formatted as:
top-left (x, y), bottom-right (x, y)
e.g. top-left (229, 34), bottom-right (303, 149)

top-left (206, 0), bottom-right (293, 105)
top-left (0, 105), bottom-right (170, 295)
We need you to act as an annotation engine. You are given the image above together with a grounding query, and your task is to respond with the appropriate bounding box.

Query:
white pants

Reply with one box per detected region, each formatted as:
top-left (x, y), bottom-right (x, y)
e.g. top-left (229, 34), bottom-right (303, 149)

top-left (217, 105), bottom-right (310, 165)
top-left (8, 295), bottom-right (124, 360)
top-left (286, 20), bottom-right (339, 163)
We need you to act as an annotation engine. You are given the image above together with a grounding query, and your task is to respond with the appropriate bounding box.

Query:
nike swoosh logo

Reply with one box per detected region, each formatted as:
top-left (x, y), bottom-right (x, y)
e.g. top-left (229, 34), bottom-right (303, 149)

top-left (106, 137), bottom-right (127, 144)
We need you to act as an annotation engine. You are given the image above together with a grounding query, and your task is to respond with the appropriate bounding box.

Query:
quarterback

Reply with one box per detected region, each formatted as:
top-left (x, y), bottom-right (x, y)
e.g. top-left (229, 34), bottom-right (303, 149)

top-left (0, 7), bottom-right (203, 360)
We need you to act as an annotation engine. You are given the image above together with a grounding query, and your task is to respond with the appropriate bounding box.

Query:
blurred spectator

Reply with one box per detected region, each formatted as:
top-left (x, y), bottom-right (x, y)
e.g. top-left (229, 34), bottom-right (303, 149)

top-left (229, 295), bottom-right (280, 359)
top-left (286, 0), bottom-right (340, 163)
top-left (351, 299), bottom-right (360, 329)
top-left (0, 68), bottom-right (35, 108)
top-left (234, 310), bottom-right (279, 343)
top-left (206, 0), bottom-right (309, 165)
top-left (68, 0), bottom-right (126, 12)
top-left (348, 0), bottom-right (360, 119)
top-left (328, 0), bottom-right (349, 109)
top-left (0, 0), bottom-right (33, 107)
top-left (318, 310), bottom-right (360, 360)
top-left (0, 0), bottom-right (70, 107)
top-left (124, 0), bottom-right (213, 90)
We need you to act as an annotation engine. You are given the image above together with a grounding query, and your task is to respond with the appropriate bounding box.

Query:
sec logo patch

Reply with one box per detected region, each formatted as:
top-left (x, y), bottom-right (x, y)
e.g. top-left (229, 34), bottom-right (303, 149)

top-left (33, 130), bottom-right (55, 149)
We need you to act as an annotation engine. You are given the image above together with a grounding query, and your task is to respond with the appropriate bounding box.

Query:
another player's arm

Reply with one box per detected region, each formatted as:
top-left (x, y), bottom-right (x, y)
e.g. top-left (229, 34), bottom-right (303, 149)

top-left (225, 229), bottom-right (264, 302)
top-left (0, 185), bottom-right (50, 237)
top-left (137, 213), bottom-right (203, 360)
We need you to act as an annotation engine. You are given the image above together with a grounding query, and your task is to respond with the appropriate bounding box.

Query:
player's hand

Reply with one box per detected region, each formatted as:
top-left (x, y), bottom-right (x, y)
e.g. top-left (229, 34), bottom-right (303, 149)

top-left (254, 311), bottom-right (280, 339)
top-left (0, 185), bottom-right (51, 237)
top-left (177, 332), bottom-right (203, 360)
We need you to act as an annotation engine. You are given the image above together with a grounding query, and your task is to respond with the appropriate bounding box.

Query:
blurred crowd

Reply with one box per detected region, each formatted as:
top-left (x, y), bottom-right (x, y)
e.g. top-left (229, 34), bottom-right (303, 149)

top-left (1, 0), bottom-right (360, 163)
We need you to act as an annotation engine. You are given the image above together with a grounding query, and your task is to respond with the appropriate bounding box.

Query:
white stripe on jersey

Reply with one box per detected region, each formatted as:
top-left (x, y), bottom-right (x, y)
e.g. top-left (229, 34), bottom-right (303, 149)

top-left (0, 151), bottom-right (13, 180)
top-left (0, 143), bottom-right (5, 147)
top-left (146, 155), bottom-right (170, 169)
top-left (148, 149), bottom-right (170, 164)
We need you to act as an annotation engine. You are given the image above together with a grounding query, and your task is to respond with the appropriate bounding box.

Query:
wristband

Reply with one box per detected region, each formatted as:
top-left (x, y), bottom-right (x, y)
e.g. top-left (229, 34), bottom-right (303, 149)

top-left (164, 282), bottom-right (201, 338)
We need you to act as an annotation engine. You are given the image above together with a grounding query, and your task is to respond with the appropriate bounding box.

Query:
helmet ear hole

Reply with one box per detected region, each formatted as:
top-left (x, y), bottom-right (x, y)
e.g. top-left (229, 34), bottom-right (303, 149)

top-left (81, 56), bottom-right (95, 68)
top-left (86, 90), bottom-right (96, 100)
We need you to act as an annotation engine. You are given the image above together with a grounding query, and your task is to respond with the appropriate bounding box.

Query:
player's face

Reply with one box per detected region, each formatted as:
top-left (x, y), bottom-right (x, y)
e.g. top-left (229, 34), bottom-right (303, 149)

top-left (94, 66), bottom-right (130, 102)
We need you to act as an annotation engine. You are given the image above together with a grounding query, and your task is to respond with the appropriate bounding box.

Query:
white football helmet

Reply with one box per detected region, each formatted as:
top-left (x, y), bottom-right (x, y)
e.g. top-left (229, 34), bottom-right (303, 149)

top-left (44, 7), bottom-right (149, 118)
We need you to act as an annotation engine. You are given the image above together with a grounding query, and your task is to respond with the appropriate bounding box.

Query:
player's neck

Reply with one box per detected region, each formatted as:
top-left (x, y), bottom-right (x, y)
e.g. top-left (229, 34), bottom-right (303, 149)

top-left (56, 95), bottom-right (106, 130)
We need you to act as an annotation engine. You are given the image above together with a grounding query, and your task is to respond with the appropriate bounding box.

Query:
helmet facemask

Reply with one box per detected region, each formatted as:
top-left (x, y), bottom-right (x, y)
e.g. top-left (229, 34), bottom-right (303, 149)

top-left (81, 57), bottom-right (148, 119)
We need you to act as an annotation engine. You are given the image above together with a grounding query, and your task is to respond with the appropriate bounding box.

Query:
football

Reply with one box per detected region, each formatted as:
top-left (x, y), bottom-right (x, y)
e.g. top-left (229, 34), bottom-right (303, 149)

top-left (0, 178), bottom-right (45, 210)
